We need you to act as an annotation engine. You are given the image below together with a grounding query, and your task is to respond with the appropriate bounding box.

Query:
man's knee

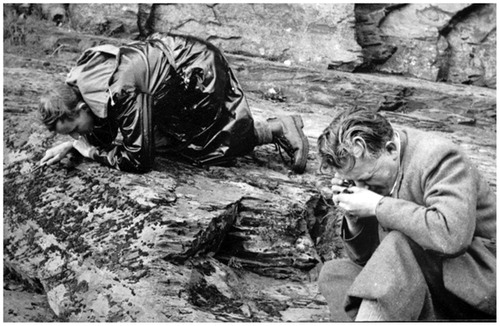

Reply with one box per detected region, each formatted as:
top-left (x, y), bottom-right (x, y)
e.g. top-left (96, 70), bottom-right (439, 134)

top-left (318, 259), bottom-right (362, 321)
top-left (381, 230), bottom-right (410, 246)
top-left (318, 259), bottom-right (362, 294)
top-left (378, 230), bottom-right (426, 258)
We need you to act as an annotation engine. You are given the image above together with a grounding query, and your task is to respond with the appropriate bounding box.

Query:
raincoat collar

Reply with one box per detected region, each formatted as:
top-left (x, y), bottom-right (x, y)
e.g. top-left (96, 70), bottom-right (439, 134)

top-left (66, 44), bottom-right (120, 119)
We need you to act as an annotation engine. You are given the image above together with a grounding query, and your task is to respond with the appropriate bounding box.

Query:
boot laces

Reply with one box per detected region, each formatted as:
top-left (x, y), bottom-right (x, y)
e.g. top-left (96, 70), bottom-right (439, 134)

top-left (274, 136), bottom-right (296, 165)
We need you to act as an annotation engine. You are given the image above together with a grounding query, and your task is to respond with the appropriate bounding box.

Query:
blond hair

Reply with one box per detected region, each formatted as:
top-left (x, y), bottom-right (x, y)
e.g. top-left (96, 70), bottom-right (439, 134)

top-left (39, 82), bottom-right (81, 131)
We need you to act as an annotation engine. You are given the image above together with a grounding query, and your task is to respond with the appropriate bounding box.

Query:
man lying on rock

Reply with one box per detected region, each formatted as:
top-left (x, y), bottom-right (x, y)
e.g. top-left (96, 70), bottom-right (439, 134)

top-left (316, 107), bottom-right (496, 321)
top-left (38, 33), bottom-right (309, 173)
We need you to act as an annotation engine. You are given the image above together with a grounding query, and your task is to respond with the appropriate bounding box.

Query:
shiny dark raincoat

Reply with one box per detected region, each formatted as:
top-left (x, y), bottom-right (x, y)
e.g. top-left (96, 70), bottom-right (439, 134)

top-left (66, 33), bottom-right (257, 172)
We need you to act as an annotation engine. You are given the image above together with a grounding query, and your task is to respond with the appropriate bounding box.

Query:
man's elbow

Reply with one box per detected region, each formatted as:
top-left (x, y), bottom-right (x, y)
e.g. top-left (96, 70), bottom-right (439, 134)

top-left (427, 210), bottom-right (474, 257)
top-left (432, 235), bottom-right (471, 257)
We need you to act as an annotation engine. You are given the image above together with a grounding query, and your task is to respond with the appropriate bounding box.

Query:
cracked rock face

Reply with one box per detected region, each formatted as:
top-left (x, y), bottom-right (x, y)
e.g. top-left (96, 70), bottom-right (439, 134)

top-left (63, 3), bottom-right (496, 87)
top-left (3, 95), bottom-right (335, 321)
top-left (355, 3), bottom-right (496, 87)
top-left (68, 3), bottom-right (364, 71)
top-left (10, 3), bottom-right (495, 86)
top-left (3, 6), bottom-right (496, 321)
top-left (4, 155), bottom-right (334, 321)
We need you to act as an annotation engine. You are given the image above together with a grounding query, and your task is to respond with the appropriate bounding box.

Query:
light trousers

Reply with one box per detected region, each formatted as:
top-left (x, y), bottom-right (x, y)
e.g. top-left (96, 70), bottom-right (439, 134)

top-left (318, 231), bottom-right (491, 321)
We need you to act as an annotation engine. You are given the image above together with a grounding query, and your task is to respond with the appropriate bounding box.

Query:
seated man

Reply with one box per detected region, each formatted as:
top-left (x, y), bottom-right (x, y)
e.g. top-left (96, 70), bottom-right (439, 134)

top-left (316, 106), bottom-right (495, 321)
top-left (38, 32), bottom-right (309, 173)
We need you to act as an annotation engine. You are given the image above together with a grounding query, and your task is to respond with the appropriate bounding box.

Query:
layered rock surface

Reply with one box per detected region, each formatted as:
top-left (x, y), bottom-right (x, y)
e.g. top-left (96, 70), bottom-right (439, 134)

top-left (355, 3), bottom-right (496, 87)
top-left (3, 9), bottom-right (497, 322)
top-left (11, 3), bottom-right (495, 87)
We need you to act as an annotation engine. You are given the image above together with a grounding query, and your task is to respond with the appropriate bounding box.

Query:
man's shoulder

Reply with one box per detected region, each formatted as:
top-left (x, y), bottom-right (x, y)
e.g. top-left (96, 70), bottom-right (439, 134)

top-left (400, 127), bottom-right (462, 164)
top-left (402, 128), bottom-right (457, 151)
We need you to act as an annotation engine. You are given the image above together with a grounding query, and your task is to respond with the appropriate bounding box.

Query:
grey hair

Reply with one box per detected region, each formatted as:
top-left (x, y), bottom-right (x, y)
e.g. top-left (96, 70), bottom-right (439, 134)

top-left (317, 106), bottom-right (394, 173)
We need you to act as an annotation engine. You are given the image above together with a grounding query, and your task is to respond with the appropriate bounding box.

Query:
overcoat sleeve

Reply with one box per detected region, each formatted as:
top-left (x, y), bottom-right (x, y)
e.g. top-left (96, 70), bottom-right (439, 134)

top-left (375, 145), bottom-right (477, 257)
top-left (341, 217), bottom-right (380, 266)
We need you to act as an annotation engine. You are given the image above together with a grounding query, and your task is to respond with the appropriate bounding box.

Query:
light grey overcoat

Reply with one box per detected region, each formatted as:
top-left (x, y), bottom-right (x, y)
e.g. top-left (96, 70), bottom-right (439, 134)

top-left (341, 128), bottom-right (496, 318)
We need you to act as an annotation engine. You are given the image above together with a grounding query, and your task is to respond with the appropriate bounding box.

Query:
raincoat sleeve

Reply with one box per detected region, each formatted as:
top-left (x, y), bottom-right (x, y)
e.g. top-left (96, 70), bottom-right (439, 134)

top-left (83, 119), bottom-right (118, 151)
top-left (87, 94), bottom-right (151, 172)
top-left (86, 43), bottom-right (172, 173)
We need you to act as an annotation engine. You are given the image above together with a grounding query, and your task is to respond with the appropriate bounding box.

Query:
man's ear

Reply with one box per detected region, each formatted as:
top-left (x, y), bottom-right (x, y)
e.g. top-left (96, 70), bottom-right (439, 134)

top-left (352, 136), bottom-right (367, 158)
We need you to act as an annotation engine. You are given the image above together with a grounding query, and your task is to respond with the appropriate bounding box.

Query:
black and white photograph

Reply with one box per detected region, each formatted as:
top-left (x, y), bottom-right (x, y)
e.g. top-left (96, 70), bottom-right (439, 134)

top-left (3, 3), bottom-right (496, 322)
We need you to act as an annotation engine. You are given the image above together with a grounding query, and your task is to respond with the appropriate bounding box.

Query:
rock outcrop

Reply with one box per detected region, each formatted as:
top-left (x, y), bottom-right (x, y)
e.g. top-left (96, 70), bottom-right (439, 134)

top-left (3, 9), bottom-right (496, 322)
top-left (3, 157), bottom-right (331, 321)
top-left (355, 3), bottom-right (496, 87)
top-left (10, 3), bottom-right (495, 87)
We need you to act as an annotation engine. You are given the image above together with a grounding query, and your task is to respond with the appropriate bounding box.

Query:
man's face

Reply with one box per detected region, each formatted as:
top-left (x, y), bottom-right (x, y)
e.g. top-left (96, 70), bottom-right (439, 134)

top-left (55, 107), bottom-right (95, 139)
top-left (336, 149), bottom-right (399, 196)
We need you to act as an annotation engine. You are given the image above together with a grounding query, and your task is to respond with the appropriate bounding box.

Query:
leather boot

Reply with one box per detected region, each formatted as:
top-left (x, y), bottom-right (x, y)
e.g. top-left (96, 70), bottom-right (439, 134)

top-left (267, 115), bottom-right (309, 173)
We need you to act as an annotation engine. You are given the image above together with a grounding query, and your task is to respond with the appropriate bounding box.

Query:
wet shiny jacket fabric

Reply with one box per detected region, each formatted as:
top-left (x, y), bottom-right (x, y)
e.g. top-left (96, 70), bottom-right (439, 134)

top-left (66, 33), bottom-right (257, 172)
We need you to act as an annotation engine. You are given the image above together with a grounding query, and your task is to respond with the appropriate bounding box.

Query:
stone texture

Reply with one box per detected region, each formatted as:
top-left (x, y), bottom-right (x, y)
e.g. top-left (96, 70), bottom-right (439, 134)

top-left (4, 154), bottom-right (326, 321)
top-left (3, 13), bottom-right (496, 322)
top-left (6, 3), bottom-right (496, 88)
top-left (355, 3), bottom-right (496, 87)
top-left (67, 3), bottom-right (138, 36)
top-left (154, 3), bottom-right (363, 71)
top-left (445, 4), bottom-right (496, 88)
top-left (66, 3), bottom-right (363, 71)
